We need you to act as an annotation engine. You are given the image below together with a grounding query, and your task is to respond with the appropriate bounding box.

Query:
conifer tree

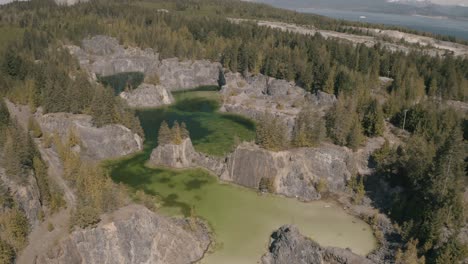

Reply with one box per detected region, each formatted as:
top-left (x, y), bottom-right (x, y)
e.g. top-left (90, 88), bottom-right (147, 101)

top-left (172, 121), bottom-right (182, 144)
top-left (157, 121), bottom-right (171, 146)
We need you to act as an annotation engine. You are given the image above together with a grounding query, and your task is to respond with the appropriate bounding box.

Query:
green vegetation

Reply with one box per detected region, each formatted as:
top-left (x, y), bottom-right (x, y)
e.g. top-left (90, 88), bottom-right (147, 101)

top-left (372, 102), bottom-right (466, 262)
top-left (97, 72), bottom-right (145, 95)
top-left (140, 90), bottom-right (255, 156)
top-left (157, 120), bottom-right (190, 145)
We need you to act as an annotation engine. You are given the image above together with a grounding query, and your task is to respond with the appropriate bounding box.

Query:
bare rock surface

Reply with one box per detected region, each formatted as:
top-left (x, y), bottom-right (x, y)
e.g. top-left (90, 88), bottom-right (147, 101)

top-left (149, 138), bottom-right (358, 202)
top-left (36, 111), bottom-right (142, 161)
top-left (0, 167), bottom-right (42, 228)
top-left (148, 138), bottom-right (225, 175)
top-left (222, 142), bottom-right (355, 201)
top-left (261, 225), bottom-right (374, 264)
top-left (68, 36), bottom-right (222, 107)
top-left (158, 58), bottom-right (222, 91)
top-left (70, 36), bottom-right (159, 77)
top-left (119, 83), bottom-right (174, 108)
top-left (220, 72), bottom-right (335, 136)
top-left (36, 204), bottom-right (211, 264)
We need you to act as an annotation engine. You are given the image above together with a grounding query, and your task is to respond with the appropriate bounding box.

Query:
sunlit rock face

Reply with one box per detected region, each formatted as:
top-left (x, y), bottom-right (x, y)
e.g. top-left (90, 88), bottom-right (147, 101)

top-left (36, 205), bottom-right (211, 264)
top-left (261, 225), bottom-right (374, 264)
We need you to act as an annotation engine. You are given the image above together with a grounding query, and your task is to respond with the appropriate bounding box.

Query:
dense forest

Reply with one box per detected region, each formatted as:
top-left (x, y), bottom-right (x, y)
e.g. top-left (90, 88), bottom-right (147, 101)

top-left (0, 0), bottom-right (465, 263)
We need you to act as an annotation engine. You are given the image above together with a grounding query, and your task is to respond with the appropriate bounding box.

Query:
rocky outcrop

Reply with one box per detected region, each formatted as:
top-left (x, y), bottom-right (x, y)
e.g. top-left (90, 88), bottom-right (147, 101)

top-left (261, 225), bottom-right (374, 264)
top-left (70, 36), bottom-right (159, 77)
top-left (220, 72), bottom-right (335, 136)
top-left (68, 36), bottom-right (222, 107)
top-left (157, 58), bottom-right (222, 91)
top-left (36, 204), bottom-right (211, 264)
top-left (36, 111), bottom-right (142, 161)
top-left (119, 83), bottom-right (174, 108)
top-left (148, 138), bottom-right (225, 175)
top-left (149, 138), bottom-right (356, 202)
top-left (0, 167), bottom-right (42, 228)
top-left (222, 142), bottom-right (355, 201)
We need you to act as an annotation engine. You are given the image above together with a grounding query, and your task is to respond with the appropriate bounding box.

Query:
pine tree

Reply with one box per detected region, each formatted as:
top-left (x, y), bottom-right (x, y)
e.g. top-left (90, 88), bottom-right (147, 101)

top-left (171, 121), bottom-right (182, 144)
top-left (347, 116), bottom-right (364, 151)
top-left (157, 121), bottom-right (171, 146)
top-left (362, 99), bottom-right (384, 137)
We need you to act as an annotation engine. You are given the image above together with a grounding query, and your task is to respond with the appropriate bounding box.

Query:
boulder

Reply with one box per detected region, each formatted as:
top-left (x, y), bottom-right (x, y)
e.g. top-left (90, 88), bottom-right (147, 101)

top-left (0, 167), bottom-right (42, 228)
top-left (36, 112), bottom-right (142, 161)
top-left (36, 205), bottom-right (211, 264)
top-left (261, 225), bottom-right (374, 264)
top-left (119, 83), bottom-right (174, 108)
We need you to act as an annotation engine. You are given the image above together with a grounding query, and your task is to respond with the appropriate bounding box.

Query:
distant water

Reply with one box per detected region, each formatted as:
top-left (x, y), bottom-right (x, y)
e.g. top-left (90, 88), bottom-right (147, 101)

top-left (297, 8), bottom-right (468, 40)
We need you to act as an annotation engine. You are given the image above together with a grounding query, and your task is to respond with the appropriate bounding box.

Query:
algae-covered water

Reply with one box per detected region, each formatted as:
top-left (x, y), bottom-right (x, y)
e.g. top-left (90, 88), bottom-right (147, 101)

top-left (109, 89), bottom-right (376, 263)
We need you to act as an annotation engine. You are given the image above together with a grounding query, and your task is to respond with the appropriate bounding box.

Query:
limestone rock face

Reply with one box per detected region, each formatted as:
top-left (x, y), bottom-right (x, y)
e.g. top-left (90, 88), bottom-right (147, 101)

top-left (119, 83), bottom-right (174, 108)
top-left (148, 138), bottom-right (225, 175)
top-left (0, 168), bottom-right (42, 228)
top-left (36, 205), bottom-right (211, 264)
top-left (220, 72), bottom-right (336, 136)
top-left (70, 36), bottom-right (159, 77)
top-left (261, 225), bottom-right (374, 264)
top-left (149, 139), bottom-right (355, 202)
top-left (69, 36), bottom-right (222, 107)
top-left (36, 112), bottom-right (142, 160)
top-left (222, 142), bottom-right (354, 201)
top-left (157, 58), bottom-right (222, 91)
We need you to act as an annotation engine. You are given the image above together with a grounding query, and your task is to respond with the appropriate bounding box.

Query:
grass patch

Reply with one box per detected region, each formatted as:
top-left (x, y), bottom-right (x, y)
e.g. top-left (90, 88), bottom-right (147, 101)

top-left (0, 26), bottom-right (24, 52)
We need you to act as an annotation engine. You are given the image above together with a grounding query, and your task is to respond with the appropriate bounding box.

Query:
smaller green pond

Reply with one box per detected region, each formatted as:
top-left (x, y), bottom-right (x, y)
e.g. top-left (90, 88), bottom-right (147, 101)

top-left (108, 89), bottom-right (376, 263)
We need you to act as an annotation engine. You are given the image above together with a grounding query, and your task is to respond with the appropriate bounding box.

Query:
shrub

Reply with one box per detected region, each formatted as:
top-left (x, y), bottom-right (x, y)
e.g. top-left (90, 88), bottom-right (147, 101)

top-left (70, 205), bottom-right (100, 229)
top-left (27, 116), bottom-right (42, 138)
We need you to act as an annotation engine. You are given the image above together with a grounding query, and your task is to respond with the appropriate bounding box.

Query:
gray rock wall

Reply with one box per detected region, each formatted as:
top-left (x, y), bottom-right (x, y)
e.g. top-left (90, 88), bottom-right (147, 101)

top-left (220, 72), bottom-right (336, 137)
top-left (261, 225), bottom-right (374, 264)
top-left (68, 36), bottom-right (222, 108)
top-left (36, 112), bottom-right (143, 161)
top-left (149, 139), bottom-right (356, 202)
top-left (36, 205), bottom-right (211, 264)
top-left (119, 83), bottom-right (174, 108)
top-left (0, 167), bottom-right (42, 228)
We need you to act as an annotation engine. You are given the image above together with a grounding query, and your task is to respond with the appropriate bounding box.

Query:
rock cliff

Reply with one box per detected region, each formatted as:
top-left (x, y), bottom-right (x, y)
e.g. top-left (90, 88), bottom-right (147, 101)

top-left (220, 72), bottom-right (335, 136)
top-left (148, 138), bottom-right (225, 175)
top-left (222, 142), bottom-right (355, 201)
top-left (149, 139), bottom-right (356, 201)
top-left (261, 225), bottom-right (374, 264)
top-left (36, 111), bottom-right (143, 160)
top-left (119, 83), bottom-right (174, 108)
top-left (0, 167), bottom-right (42, 228)
top-left (157, 58), bottom-right (222, 91)
top-left (68, 36), bottom-right (222, 107)
top-left (36, 204), bottom-right (211, 264)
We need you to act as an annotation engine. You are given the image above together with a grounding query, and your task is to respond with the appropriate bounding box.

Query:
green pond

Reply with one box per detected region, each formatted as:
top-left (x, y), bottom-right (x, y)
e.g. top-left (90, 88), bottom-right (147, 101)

top-left (108, 88), bottom-right (376, 263)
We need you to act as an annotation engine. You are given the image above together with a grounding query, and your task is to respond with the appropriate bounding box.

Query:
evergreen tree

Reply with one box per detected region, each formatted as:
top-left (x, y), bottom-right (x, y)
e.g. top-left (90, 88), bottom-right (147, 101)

top-left (172, 121), bottom-right (182, 144)
top-left (362, 99), bottom-right (384, 137)
top-left (157, 121), bottom-right (171, 146)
